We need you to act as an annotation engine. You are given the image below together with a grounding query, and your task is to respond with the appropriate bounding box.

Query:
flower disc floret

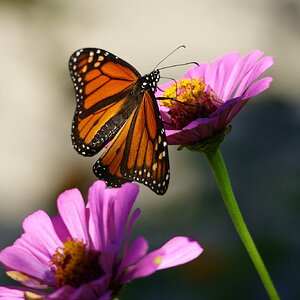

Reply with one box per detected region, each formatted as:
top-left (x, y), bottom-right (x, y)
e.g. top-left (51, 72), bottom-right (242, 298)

top-left (51, 238), bottom-right (103, 288)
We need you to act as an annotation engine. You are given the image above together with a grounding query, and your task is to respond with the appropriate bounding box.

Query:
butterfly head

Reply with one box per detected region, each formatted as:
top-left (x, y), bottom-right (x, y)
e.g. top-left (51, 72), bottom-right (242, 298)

top-left (141, 70), bottom-right (160, 92)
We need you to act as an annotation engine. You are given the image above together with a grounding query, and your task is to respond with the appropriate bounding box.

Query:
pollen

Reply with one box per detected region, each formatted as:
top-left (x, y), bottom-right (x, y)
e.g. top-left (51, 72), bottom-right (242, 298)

top-left (24, 291), bottom-right (44, 299)
top-left (51, 238), bottom-right (103, 288)
top-left (161, 78), bottom-right (206, 107)
top-left (160, 77), bottom-right (223, 129)
top-left (153, 255), bottom-right (163, 266)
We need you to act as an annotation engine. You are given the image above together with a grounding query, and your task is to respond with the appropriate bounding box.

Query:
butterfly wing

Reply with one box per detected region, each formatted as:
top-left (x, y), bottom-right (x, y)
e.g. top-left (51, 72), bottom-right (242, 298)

top-left (93, 90), bottom-right (170, 195)
top-left (69, 48), bottom-right (170, 194)
top-left (69, 48), bottom-right (141, 156)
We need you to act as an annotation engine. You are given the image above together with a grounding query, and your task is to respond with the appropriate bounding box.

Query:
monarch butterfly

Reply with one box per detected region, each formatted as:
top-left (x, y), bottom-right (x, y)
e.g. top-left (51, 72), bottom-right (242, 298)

top-left (69, 48), bottom-right (170, 195)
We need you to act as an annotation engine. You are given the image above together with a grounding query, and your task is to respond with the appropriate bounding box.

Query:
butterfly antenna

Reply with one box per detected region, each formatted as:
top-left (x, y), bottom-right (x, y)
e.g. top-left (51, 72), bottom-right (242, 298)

top-left (157, 76), bottom-right (200, 108)
top-left (157, 96), bottom-right (200, 107)
top-left (154, 45), bottom-right (186, 70)
top-left (158, 61), bottom-right (199, 71)
top-left (159, 76), bottom-right (178, 96)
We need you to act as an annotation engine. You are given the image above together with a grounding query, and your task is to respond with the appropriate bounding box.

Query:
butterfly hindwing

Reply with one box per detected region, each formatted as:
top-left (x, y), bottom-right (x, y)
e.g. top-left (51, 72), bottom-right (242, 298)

top-left (69, 48), bottom-right (141, 156)
top-left (93, 90), bottom-right (170, 195)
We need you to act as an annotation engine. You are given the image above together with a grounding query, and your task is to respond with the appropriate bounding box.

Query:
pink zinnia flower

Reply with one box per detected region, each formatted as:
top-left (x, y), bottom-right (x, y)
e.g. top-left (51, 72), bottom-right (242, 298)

top-left (156, 50), bottom-right (273, 145)
top-left (0, 181), bottom-right (202, 299)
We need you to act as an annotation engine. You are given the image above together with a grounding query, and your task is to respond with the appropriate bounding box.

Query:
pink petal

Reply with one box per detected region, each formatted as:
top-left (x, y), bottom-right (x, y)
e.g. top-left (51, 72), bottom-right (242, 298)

top-left (122, 249), bottom-right (164, 282)
top-left (0, 287), bottom-right (46, 299)
top-left (156, 103), bottom-right (172, 129)
top-left (21, 210), bottom-right (63, 258)
top-left (121, 236), bottom-right (149, 269)
top-left (183, 62), bottom-right (209, 81)
top-left (98, 291), bottom-right (113, 300)
top-left (233, 56), bottom-right (273, 98)
top-left (57, 188), bottom-right (89, 245)
top-left (122, 208), bottom-right (142, 257)
top-left (204, 52), bottom-right (240, 99)
top-left (210, 97), bottom-right (248, 126)
top-left (51, 215), bottom-right (71, 243)
top-left (165, 116), bottom-right (217, 145)
top-left (157, 236), bottom-right (203, 270)
top-left (60, 276), bottom-right (110, 300)
top-left (0, 286), bottom-right (25, 298)
top-left (48, 286), bottom-right (75, 299)
top-left (88, 181), bottom-right (139, 254)
top-left (110, 183), bottom-right (139, 252)
top-left (87, 181), bottom-right (107, 251)
top-left (14, 233), bottom-right (51, 266)
top-left (244, 77), bottom-right (273, 98)
top-left (5, 270), bottom-right (49, 289)
top-left (164, 96), bottom-right (248, 145)
top-left (210, 52), bottom-right (241, 97)
top-left (221, 50), bottom-right (265, 101)
top-left (0, 246), bottom-right (55, 286)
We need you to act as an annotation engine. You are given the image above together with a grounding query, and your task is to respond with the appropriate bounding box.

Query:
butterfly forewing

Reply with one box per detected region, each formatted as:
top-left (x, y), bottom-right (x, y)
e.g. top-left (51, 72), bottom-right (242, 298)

top-left (69, 48), bottom-right (140, 156)
top-left (70, 48), bottom-right (170, 194)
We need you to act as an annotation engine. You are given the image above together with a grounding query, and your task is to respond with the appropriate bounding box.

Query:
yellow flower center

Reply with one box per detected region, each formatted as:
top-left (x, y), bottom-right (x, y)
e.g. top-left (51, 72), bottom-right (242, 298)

top-left (161, 78), bottom-right (206, 107)
top-left (51, 238), bottom-right (103, 288)
top-left (160, 77), bottom-right (222, 129)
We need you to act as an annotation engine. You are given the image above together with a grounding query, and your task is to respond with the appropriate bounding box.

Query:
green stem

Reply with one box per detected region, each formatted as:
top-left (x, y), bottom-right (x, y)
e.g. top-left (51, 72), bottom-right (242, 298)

top-left (204, 148), bottom-right (280, 300)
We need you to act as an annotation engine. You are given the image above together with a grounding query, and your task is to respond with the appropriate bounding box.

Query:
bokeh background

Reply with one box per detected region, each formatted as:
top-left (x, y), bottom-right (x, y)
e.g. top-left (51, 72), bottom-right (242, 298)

top-left (0, 0), bottom-right (299, 299)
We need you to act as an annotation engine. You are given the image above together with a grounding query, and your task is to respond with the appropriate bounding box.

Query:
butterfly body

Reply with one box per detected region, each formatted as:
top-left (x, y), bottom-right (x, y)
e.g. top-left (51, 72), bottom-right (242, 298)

top-left (69, 48), bottom-right (170, 195)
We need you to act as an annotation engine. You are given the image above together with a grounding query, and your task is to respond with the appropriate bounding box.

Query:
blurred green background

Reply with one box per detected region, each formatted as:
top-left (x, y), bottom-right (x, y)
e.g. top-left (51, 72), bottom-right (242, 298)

top-left (0, 0), bottom-right (299, 299)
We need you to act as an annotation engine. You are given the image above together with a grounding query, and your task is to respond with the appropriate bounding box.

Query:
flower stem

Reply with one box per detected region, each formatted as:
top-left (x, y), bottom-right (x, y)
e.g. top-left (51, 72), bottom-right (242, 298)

top-left (204, 148), bottom-right (280, 300)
